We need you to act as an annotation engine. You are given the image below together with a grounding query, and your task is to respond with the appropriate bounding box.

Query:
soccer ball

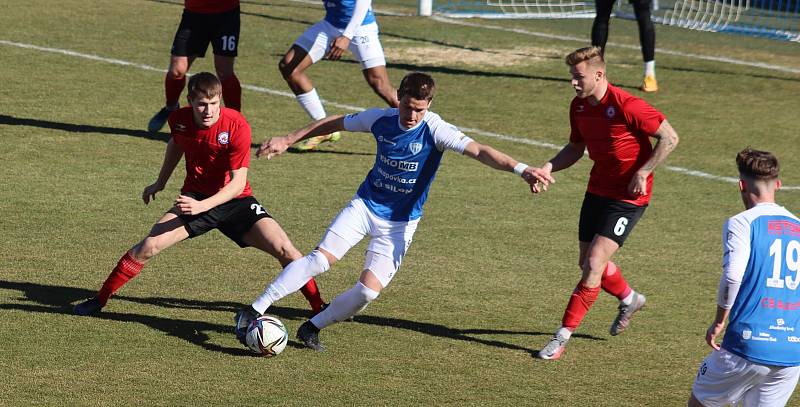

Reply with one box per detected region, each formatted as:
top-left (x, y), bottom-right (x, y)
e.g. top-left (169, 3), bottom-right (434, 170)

top-left (245, 315), bottom-right (288, 357)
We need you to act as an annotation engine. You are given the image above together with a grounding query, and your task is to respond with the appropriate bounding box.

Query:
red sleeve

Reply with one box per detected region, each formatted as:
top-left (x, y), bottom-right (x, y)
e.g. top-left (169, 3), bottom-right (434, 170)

top-left (228, 118), bottom-right (251, 171)
top-left (622, 98), bottom-right (666, 136)
top-left (568, 102), bottom-right (583, 144)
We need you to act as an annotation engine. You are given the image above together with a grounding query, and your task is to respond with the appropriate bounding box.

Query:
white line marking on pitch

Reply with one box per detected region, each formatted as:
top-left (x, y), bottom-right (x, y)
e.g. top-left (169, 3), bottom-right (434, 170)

top-left (273, 0), bottom-right (800, 74)
top-left (1, 39), bottom-right (797, 190)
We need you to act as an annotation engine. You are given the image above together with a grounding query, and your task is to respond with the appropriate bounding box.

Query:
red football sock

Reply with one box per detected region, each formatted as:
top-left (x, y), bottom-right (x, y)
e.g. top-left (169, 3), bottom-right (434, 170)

top-left (164, 73), bottom-right (186, 109)
top-left (97, 252), bottom-right (144, 306)
top-left (221, 74), bottom-right (241, 111)
top-left (561, 283), bottom-right (601, 331)
top-left (601, 261), bottom-right (632, 300)
top-left (299, 278), bottom-right (324, 313)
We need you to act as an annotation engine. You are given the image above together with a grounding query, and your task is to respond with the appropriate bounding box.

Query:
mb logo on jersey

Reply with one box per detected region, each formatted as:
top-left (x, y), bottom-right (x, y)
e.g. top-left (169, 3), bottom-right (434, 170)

top-left (409, 142), bottom-right (423, 155)
top-left (606, 106), bottom-right (616, 118)
top-left (217, 132), bottom-right (230, 145)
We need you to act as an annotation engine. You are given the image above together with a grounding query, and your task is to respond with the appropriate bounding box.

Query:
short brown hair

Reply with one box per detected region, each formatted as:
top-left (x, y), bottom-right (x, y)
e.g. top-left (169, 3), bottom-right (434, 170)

top-left (187, 72), bottom-right (222, 100)
top-left (565, 46), bottom-right (605, 68)
top-left (737, 147), bottom-right (779, 181)
top-left (398, 72), bottom-right (435, 101)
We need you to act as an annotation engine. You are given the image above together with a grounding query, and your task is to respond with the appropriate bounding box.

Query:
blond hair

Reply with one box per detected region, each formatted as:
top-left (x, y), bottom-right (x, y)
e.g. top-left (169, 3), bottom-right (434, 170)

top-left (565, 46), bottom-right (605, 68)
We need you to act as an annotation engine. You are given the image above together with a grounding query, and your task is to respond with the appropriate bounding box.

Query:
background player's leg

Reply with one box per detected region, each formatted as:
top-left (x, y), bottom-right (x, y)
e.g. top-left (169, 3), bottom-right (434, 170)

top-left (279, 45), bottom-right (325, 120)
top-left (76, 213), bottom-right (189, 315)
top-left (242, 217), bottom-right (324, 313)
top-left (632, 0), bottom-right (658, 91)
top-left (149, 56), bottom-right (195, 132)
top-left (591, 0), bottom-right (616, 54)
top-left (214, 55), bottom-right (240, 111)
top-left (362, 66), bottom-right (398, 107)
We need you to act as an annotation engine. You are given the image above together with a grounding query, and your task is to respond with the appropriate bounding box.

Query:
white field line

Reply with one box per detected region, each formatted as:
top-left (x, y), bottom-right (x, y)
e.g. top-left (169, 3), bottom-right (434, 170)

top-left (2, 39), bottom-right (798, 190)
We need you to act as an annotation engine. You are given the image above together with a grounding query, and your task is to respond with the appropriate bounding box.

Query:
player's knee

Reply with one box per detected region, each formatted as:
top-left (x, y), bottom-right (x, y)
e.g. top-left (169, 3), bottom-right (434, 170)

top-left (354, 281), bottom-right (380, 307)
top-left (278, 59), bottom-right (299, 81)
top-left (167, 68), bottom-right (187, 80)
top-left (131, 240), bottom-right (159, 262)
top-left (305, 249), bottom-right (331, 277)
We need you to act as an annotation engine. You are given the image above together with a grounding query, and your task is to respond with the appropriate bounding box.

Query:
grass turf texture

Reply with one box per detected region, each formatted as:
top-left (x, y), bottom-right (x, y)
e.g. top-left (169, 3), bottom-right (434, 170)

top-left (1, 0), bottom-right (799, 405)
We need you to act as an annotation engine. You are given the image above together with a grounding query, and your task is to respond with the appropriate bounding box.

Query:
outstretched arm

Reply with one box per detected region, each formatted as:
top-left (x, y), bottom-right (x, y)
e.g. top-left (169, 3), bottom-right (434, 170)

top-left (462, 141), bottom-right (554, 193)
top-left (628, 120), bottom-right (680, 196)
top-left (143, 138), bottom-right (184, 204)
top-left (257, 116), bottom-right (346, 159)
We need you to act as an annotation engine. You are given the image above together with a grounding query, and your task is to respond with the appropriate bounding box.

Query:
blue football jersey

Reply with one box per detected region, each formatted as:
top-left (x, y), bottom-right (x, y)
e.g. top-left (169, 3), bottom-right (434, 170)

top-left (721, 203), bottom-right (800, 366)
top-left (343, 108), bottom-right (473, 221)
top-left (324, 0), bottom-right (376, 29)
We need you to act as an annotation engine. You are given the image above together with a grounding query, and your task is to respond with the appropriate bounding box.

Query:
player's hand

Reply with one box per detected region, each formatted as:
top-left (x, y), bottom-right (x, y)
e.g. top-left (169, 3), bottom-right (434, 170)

top-left (522, 167), bottom-right (555, 194)
top-left (326, 36), bottom-right (350, 61)
top-left (174, 194), bottom-right (209, 215)
top-left (257, 136), bottom-right (290, 160)
top-left (628, 171), bottom-right (648, 197)
top-left (142, 182), bottom-right (164, 204)
top-left (705, 321), bottom-right (725, 350)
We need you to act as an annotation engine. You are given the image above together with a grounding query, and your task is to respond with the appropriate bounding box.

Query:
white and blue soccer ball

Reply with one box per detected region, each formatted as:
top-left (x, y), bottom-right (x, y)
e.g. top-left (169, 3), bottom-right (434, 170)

top-left (245, 315), bottom-right (288, 357)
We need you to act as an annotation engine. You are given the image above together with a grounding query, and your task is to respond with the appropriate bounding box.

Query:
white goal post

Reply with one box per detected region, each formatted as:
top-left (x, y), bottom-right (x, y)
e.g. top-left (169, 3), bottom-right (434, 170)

top-left (421, 0), bottom-right (800, 41)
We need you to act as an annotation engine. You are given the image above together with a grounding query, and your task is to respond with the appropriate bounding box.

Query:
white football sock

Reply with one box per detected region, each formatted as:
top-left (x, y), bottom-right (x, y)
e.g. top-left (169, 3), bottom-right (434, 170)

top-left (644, 60), bottom-right (656, 77)
top-left (251, 250), bottom-right (330, 314)
top-left (621, 291), bottom-right (636, 305)
top-left (296, 88), bottom-right (327, 121)
top-left (310, 281), bottom-right (379, 329)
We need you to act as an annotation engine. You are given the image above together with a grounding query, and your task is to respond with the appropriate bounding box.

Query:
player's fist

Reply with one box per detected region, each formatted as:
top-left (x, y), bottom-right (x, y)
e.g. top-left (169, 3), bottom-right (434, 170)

top-left (523, 166), bottom-right (555, 194)
top-left (628, 171), bottom-right (648, 197)
top-left (257, 136), bottom-right (290, 160)
top-left (705, 322), bottom-right (724, 350)
top-left (326, 36), bottom-right (350, 61)
top-left (142, 182), bottom-right (164, 204)
top-left (174, 194), bottom-right (209, 215)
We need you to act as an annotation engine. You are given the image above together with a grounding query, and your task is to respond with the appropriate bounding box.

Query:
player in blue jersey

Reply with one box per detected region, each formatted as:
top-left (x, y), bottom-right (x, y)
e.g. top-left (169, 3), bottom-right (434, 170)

top-left (277, 0), bottom-right (398, 151)
top-left (689, 148), bottom-right (800, 407)
top-left (234, 72), bottom-right (554, 351)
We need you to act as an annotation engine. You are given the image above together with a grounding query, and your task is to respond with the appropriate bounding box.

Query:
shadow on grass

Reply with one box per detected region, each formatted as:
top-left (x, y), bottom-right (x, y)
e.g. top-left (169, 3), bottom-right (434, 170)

top-left (0, 114), bottom-right (373, 155)
top-left (0, 280), bottom-right (603, 356)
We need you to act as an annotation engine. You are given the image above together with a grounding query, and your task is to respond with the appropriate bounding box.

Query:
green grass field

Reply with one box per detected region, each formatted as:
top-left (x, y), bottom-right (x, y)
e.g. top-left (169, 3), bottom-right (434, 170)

top-left (2, 0), bottom-right (799, 405)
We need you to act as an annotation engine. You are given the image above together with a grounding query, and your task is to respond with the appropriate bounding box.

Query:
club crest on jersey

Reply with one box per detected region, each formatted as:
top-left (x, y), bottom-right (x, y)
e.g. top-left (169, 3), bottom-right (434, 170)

top-left (217, 132), bottom-right (230, 145)
top-left (606, 106), bottom-right (616, 118)
top-left (409, 142), bottom-right (423, 155)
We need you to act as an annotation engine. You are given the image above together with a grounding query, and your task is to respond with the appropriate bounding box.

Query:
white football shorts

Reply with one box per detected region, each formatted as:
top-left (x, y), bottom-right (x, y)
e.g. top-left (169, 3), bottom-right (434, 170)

top-left (692, 348), bottom-right (800, 407)
top-left (317, 197), bottom-right (418, 288)
top-left (294, 20), bottom-right (386, 69)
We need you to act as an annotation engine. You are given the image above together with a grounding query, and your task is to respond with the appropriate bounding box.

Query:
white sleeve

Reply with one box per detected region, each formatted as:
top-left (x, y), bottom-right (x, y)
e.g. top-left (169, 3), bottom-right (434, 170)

top-left (343, 108), bottom-right (384, 132)
top-left (342, 0), bottom-right (372, 39)
top-left (717, 216), bottom-right (750, 309)
top-left (428, 115), bottom-right (474, 154)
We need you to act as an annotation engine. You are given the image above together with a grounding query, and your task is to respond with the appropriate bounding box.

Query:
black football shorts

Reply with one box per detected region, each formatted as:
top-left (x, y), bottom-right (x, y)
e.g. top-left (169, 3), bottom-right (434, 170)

top-left (170, 7), bottom-right (240, 58)
top-left (578, 192), bottom-right (647, 247)
top-left (169, 191), bottom-right (272, 248)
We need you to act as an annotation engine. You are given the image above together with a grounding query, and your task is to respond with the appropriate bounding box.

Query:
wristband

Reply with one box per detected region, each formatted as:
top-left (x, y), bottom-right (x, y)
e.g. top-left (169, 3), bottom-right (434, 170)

top-left (513, 163), bottom-right (529, 177)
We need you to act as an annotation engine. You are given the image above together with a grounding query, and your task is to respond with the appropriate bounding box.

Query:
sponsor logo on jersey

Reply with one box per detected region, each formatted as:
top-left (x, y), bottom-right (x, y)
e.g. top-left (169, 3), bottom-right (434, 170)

top-left (379, 154), bottom-right (418, 172)
top-left (576, 105), bottom-right (584, 113)
top-left (788, 336), bottom-right (800, 343)
top-left (175, 123), bottom-right (187, 132)
top-left (409, 142), bottom-right (422, 155)
top-left (217, 132), bottom-right (230, 145)
top-left (606, 106), bottom-right (616, 118)
top-left (761, 297), bottom-right (800, 311)
top-left (768, 220), bottom-right (800, 236)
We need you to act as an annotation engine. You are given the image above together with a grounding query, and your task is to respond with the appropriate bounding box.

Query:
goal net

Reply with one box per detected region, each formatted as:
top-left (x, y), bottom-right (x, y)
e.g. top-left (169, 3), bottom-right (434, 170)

top-left (433, 0), bottom-right (800, 41)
